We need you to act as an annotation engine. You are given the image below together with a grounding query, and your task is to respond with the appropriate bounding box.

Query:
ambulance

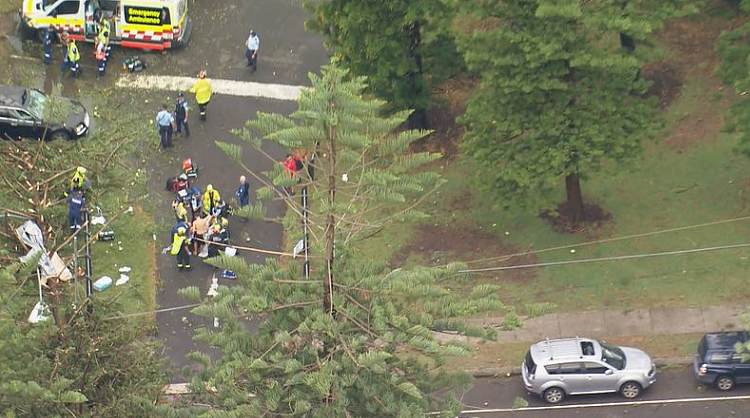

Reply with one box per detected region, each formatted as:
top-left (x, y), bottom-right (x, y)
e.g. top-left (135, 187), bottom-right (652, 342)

top-left (20, 0), bottom-right (191, 51)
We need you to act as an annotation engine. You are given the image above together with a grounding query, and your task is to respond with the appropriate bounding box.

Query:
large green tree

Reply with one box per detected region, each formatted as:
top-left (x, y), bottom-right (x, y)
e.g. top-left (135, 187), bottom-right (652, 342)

top-left (717, 0), bottom-right (750, 156)
top-left (598, 0), bottom-right (698, 52)
top-left (181, 63), bottom-right (507, 417)
top-left (0, 261), bottom-right (176, 418)
top-left (456, 0), bottom-right (658, 222)
top-left (305, 0), bottom-right (458, 129)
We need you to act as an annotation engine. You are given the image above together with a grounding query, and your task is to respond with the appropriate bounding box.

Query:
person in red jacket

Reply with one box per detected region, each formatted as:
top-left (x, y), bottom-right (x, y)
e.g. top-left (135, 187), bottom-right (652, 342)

top-left (282, 154), bottom-right (297, 195)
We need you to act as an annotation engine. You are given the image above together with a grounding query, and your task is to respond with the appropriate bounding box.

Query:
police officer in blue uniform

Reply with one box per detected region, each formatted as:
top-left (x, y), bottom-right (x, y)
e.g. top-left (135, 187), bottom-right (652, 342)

top-left (43, 26), bottom-right (55, 65)
top-left (174, 92), bottom-right (190, 137)
top-left (156, 103), bottom-right (176, 149)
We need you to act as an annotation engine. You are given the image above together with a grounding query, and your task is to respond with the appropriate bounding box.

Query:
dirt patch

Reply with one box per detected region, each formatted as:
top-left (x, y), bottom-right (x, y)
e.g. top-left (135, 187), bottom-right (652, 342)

top-left (410, 77), bottom-right (473, 158)
top-left (657, 1), bottom-right (744, 151)
top-left (540, 201), bottom-right (612, 234)
top-left (642, 62), bottom-right (683, 108)
top-left (390, 223), bottom-right (538, 282)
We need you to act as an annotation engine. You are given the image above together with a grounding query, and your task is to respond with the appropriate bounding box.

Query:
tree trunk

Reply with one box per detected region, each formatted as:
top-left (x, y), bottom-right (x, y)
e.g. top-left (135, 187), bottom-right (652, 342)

top-left (565, 173), bottom-right (584, 223)
top-left (619, 32), bottom-right (636, 53)
top-left (407, 20), bottom-right (428, 130)
top-left (323, 104), bottom-right (336, 316)
top-left (408, 108), bottom-right (427, 130)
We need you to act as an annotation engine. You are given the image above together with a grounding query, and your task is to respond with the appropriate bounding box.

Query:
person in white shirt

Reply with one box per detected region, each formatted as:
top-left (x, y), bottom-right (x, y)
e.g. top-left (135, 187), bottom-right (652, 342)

top-left (245, 30), bottom-right (260, 73)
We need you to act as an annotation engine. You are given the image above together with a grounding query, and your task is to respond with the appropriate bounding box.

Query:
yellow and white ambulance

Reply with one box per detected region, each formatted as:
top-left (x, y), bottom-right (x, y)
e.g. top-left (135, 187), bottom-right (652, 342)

top-left (20, 0), bottom-right (191, 51)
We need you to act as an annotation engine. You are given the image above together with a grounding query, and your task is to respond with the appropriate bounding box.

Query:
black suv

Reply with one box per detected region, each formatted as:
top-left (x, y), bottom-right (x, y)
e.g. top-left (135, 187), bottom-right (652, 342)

top-left (0, 86), bottom-right (89, 140)
top-left (694, 331), bottom-right (750, 391)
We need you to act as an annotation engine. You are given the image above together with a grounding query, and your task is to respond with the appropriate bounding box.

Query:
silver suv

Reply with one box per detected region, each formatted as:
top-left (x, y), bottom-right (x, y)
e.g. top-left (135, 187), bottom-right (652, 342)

top-left (521, 337), bottom-right (656, 404)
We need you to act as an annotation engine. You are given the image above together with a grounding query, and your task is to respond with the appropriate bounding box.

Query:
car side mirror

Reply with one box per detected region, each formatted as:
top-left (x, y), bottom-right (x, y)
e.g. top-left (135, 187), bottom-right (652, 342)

top-left (604, 369), bottom-right (614, 375)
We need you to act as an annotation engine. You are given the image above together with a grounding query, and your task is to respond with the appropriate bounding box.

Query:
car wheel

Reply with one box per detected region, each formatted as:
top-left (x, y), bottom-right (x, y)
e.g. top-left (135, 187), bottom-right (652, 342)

top-left (543, 387), bottom-right (565, 404)
top-left (620, 381), bottom-right (642, 399)
top-left (716, 375), bottom-right (735, 391)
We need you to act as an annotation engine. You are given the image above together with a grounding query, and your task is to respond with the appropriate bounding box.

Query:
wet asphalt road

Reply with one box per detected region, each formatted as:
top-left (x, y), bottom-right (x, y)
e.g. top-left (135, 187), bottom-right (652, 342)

top-left (152, 0), bottom-right (328, 84)
top-left (140, 0), bottom-right (326, 380)
top-left (150, 96), bottom-right (295, 379)
top-left (461, 366), bottom-right (750, 417)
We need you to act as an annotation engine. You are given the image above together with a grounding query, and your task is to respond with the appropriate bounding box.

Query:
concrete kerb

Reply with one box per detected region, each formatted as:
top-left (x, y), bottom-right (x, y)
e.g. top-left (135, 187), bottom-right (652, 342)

top-left (469, 356), bottom-right (693, 378)
top-left (163, 357), bottom-right (693, 395)
top-left (116, 74), bottom-right (307, 101)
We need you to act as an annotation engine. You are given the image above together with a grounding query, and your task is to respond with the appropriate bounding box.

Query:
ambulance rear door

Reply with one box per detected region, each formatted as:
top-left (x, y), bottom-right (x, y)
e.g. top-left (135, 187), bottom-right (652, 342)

top-left (170, 0), bottom-right (190, 47)
top-left (119, 0), bottom-right (173, 50)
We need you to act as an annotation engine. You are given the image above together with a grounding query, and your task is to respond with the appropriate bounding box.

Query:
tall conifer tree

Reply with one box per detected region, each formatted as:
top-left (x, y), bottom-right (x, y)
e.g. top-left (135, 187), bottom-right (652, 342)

top-left (185, 63), bottom-right (507, 417)
top-left (305, 0), bottom-right (458, 129)
top-left (456, 0), bottom-right (658, 222)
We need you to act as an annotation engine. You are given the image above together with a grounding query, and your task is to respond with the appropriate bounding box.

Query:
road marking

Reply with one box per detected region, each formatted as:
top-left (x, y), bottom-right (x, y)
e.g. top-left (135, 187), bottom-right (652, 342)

top-left (458, 394), bottom-right (750, 414)
top-left (116, 74), bottom-right (306, 101)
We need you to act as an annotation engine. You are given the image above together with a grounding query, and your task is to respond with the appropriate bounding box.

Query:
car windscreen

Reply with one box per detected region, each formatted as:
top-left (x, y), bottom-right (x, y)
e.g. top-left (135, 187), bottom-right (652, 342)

top-left (525, 350), bottom-right (536, 375)
top-left (26, 90), bottom-right (47, 120)
top-left (599, 340), bottom-right (626, 370)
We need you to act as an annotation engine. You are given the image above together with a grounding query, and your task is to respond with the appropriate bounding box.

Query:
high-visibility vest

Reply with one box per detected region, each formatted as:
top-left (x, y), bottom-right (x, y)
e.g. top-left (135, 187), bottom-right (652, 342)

top-left (71, 170), bottom-right (85, 188)
top-left (97, 29), bottom-right (109, 46)
top-left (170, 234), bottom-right (186, 255)
top-left (175, 202), bottom-right (188, 221)
top-left (68, 42), bottom-right (80, 62)
top-left (202, 189), bottom-right (220, 212)
top-left (100, 19), bottom-right (111, 35)
top-left (189, 79), bottom-right (212, 104)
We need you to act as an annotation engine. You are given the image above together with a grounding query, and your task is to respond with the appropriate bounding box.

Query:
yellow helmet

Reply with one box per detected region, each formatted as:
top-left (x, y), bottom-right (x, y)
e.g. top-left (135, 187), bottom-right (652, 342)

top-left (177, 227), bottom-right (186, 235)
top-left (206, 184), bottom-right (214, 192)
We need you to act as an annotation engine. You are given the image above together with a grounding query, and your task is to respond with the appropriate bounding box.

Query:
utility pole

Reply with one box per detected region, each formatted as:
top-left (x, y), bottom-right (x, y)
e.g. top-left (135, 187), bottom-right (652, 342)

top-left (83, 211), bottom-right (93, 313)
top-left (302, 186), bottom-right (310, 280)
top-left (323, 113), bottom-right (336, 316)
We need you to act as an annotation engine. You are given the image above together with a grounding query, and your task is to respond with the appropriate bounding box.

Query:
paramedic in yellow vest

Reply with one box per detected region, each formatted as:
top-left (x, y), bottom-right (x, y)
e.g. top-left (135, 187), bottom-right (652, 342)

top-left (97, 16), bottom-right (111, 61)
top-left (65, 166), bottom-right (89, 197)
top-left (173, 198), bottom-right (189, 223)
top-left (68, 39), bottom-right (81, 78)
top-left (189, 70), bottom-right (212, 121)
top-left (95, 33), bottom-right (107, 77)
top-left (201, 184), bottom-right (221, 216)
top-left (170, 226), bottom-right (192, 270)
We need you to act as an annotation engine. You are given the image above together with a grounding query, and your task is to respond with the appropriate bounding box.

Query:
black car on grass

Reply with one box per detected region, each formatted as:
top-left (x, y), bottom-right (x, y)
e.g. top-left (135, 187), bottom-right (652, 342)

top-left (694, 331), bottom-right (750, 391)
top-left (0, 86), bottom-right (89, 140)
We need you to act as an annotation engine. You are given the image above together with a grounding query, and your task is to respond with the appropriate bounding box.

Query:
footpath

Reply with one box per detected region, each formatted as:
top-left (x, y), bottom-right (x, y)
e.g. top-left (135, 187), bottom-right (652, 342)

top-left (433, 305), bottom-right (747, 376)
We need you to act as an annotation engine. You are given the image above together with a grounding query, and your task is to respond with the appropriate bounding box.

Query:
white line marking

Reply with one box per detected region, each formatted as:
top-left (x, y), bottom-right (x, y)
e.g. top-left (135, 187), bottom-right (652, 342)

top-left (116, 74), bottom-right (306, 101)
top-left (459, 394), bottom-right (750, 414)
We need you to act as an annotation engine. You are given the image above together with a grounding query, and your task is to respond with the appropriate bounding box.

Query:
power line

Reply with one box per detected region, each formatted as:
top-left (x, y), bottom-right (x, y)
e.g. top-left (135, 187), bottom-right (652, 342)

top-left (459, 214), bottom-right (750, 267)
top-left (459, 242), bottom-right (750, 273)
top-left (103, 303), bottom-right (201, 320)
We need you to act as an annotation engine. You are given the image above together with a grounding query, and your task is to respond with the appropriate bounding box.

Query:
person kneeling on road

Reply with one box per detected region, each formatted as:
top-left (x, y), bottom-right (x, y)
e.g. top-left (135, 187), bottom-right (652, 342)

top-left (207, 223), bottom-right (229, 258)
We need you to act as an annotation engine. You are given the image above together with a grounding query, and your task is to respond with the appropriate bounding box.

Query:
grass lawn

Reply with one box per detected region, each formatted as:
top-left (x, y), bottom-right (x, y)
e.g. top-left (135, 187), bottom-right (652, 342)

top-left (358, 5), bottom-right (750, 315)
top-left (0, 34), bottom-right (160, 322)
top-left (444, 333), bottom-right (702, 373)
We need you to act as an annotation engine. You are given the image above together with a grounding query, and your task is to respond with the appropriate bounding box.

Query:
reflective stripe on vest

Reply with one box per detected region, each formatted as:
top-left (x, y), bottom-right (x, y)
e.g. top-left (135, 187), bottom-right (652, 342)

top-left (170, 234), bottom-right (185, 255)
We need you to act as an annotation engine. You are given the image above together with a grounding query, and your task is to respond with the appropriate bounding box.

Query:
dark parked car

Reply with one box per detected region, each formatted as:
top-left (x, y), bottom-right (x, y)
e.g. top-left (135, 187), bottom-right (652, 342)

top-left (0, 86), bottom-right (89, 140)
top-left (694, 331), bottom-right (750, 391)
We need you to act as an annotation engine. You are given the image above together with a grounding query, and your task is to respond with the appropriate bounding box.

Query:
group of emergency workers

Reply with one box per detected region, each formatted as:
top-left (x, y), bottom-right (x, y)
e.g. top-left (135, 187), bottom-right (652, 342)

top-left (168, 174), bottom-right (250, 271)
top-left (43, 16), bottom-right (111, 78)
top-left (49, 24), bottom-right (266, 272)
